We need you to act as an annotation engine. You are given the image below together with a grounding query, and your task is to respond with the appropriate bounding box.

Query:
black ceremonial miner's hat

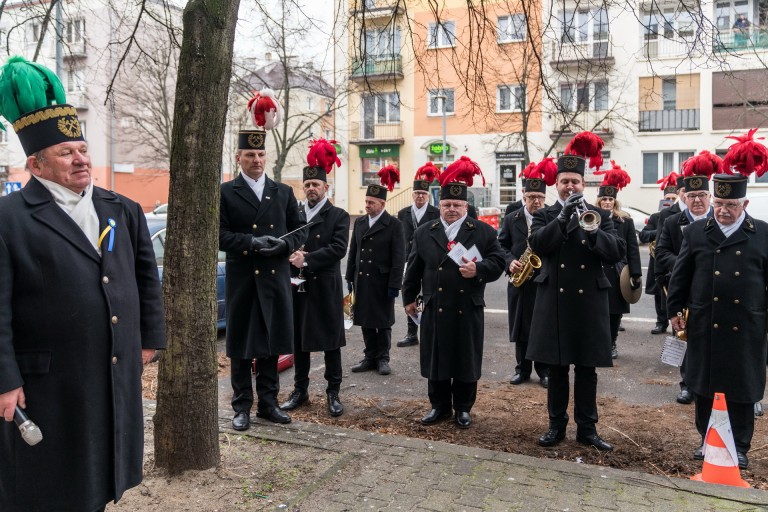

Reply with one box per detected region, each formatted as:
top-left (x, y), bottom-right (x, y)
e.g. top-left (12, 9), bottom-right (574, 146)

top-left (238, 130), bottom-right (267, 151)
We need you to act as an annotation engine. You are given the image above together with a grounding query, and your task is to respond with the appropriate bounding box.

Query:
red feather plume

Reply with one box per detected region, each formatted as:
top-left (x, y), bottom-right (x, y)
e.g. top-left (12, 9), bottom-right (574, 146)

top-left (247, 88), bottom-right (283, 130)
top-left (564, 131), bottom-right (605, 170)
top-left (520, 161), bottom-right (538, 179)
top-left (414, 162), bottom-right (440, 182)
top-left (535, 157), bottom-right (558, 186)
top-left (722, 128), bottom-right (768, 178)
top-left (377, 165), bottom-right (400, 192)
top-left (438, 156), bottom-right (485, 187)
top-left (306, 138), bottom-right (341, 173)
top-left (681, 151), bottom-right (723, 178)
top-left (656, 171), bottom-right (679, 191)
top-left (594, 160), bottom-right (631, 190)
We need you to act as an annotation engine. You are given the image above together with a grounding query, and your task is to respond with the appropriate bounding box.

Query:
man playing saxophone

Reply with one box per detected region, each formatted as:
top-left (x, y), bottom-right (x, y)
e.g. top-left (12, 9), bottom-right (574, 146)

top-left (499, 160), bottom-right (555, 388)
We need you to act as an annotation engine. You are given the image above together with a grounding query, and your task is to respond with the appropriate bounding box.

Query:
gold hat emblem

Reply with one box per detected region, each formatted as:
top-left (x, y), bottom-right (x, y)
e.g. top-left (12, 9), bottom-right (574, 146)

top-left (605, 186), bottom-right (616, 196)
top-left (57, 116), bottom-right (82, 138)
top-left (305, 167), bottom-right (318, 178)
top-left (368, 184), bottom-right (381, 195)
top-left (715, 182), bottom-right (732, 197)
top-left (563, 156), bottom-right (578, 169)
top-left (688, 177), bottom-right (703, 190)
top-left (450, 185), bottom-right (462, 197)
top-left (247, 132), bottom-right (265, 148)
top-left (527, 179), bottom-right (543, 191)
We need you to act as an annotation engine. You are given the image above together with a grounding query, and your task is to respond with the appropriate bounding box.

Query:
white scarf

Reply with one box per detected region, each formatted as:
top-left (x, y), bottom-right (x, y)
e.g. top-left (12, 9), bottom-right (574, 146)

top-left (241, 172), bottom-right (265, 201)
top-left (411, 202), bottom-right (428, 224)
top-left (304, 196), bottom-right (328, 223)
top-left (716, 211), bottom-right (745, 239)
top-left (35, 176), bottom-right (100, 254)
top-left (524, 207), bottom-right (534, 228)
top-left (441, 213), bottom-right (467, 242)
top-left (368, 210), bottom-right (384, 228)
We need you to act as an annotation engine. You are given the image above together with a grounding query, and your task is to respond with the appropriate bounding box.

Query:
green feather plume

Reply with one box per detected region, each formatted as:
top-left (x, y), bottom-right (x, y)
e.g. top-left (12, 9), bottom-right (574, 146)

top-left (0, 56), bottom-right (67, 131)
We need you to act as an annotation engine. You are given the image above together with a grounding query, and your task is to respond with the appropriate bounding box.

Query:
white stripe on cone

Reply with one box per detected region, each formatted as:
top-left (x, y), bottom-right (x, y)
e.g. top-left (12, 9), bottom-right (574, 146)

top-left (703, 444), bottom-right (737, 467)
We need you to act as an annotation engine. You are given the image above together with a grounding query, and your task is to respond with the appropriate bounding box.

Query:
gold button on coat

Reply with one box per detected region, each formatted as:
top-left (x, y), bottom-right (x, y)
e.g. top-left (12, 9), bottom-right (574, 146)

top-left (111, 316), bottom-right (118, 324)
top-left (714, 323), bottom-right (719, 329)
top-left (102, 276), bottom-right (109, 284)
top-left (112, 356), bottom-right (118, 364)
top-left (715, 271), bottom-right (720, 276)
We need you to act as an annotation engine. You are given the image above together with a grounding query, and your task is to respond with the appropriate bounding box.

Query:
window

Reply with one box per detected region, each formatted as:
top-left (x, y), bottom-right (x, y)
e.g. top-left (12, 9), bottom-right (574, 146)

top-left (560, 9), bottom-right (607, 43)
top-left (428, 21), bottom-right (456, 48)
top-left (642, 151), bottom-right (694, 184)
top-left (560, 82), bottom-right (608, 111)
top-left (375, 92), bottom-right (400, 123)
top-left (364, 27), bottom-right (400, 58)
top-left (364, 0), bottom-right (376, 9)
top-left (307, 96), bottom-right (314, 111)
top-left (66, 18), bottom-right (85, 43)
top-left (498, 14), bottom-right (526, 42)
top-left (716, 0), bottom-right (749, 30)
top-left (662, 78), bottom-right (676, 110)
top-left (428, 89), bottom-right (454, 115)
top-left (361, 157), bottom-right (399, 186)
top-left (30, 22), bottom-right (41, 42)
top-left (497, 85), bottom-right (524, 112)
top-left (66, 67), bottom-right (84, 92)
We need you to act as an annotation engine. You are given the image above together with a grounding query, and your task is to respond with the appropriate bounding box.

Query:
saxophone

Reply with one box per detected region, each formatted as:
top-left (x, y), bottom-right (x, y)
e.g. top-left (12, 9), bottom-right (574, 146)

top-left (510, 244), bottom-right (542, 287)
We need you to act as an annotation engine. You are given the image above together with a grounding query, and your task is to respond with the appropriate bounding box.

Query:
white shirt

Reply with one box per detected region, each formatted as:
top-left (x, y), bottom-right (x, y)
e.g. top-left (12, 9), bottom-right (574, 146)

top-left (304, 196), bottom-right (328, 223)
top-left (717, 211), bottom-right (746, 238)
top-left (523, 207), bottom-right (534, 227)
top-left (35, 176), bottom-right (100, 254)
top-left (441, 213), bottom-right (468, 241)
top-left (368, 210), bottom-right (384, 228)
top-left (241, 172), bottom-right (266, 201)
top-left (411, 203), bottom-right (428, 224)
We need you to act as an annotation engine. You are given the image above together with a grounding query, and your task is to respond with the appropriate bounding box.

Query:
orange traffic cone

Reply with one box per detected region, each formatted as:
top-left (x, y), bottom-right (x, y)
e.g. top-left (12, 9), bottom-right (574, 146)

top-left (691, 392), bottom-right (750, 487)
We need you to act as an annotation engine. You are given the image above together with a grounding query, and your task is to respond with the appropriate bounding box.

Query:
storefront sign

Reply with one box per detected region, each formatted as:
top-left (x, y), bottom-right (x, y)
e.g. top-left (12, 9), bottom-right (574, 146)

top-left (429, 143), bottom-right (451, 155)
top-left (359, 145), bottom-right (400, 158)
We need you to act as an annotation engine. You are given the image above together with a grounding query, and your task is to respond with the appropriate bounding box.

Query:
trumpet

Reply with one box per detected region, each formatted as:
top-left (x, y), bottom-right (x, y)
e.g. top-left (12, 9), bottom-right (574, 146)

top-left (570, 191), bottom-right (601, 232)
top-left (510, 245), bottom-right (541, 287)
top-left (676, 309), bottom-right (689, 341)
top-left (296, 245), bottom-right (306, 293)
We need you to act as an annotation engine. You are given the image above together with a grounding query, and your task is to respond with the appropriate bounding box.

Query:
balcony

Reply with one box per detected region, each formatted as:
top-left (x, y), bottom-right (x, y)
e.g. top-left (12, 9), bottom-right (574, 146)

top-left (642, 37), bottom-right (692, 58)
top-left (638, 109), bottom-right (699, 132)
top-left (550, 35), bottom-right (614, 67)
top-left (350, 54), bottom-right (403, 81)
top-left (549, 111), bottom-right (613, 140)
top-left (349, 0), bottom-right (403, 19)
top-left (67, 91), bottom-right (89, 110)
top-left (63, 38), bottom-right (87, 60)
top-left (714, 27), bottom-right (768, 53)
top-left (349, 120), bottom-right (403, 144)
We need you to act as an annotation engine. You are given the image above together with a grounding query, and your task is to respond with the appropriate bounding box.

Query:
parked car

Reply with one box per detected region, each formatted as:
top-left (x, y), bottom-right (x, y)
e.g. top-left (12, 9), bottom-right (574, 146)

top-left (146, 218), bottom-right (227, 330)
top-left (744, 191), bottom-right (768, 222)
top-left (145, 203), bottom-right (168, 221)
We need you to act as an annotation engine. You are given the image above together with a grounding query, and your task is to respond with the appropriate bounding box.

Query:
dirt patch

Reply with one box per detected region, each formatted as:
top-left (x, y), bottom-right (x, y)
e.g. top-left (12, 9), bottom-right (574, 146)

top-left (141, 355), bottom-right (230, 400)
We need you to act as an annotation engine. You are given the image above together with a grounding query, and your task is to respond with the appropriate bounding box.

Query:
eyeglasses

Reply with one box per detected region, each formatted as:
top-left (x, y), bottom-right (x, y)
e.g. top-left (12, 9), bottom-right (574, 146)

top-left (686, 192), bottom-right (708, 201)
top-left (713, 201), bottom-right (742, 210)
top-left (526, 196), bottom-right (545, 203)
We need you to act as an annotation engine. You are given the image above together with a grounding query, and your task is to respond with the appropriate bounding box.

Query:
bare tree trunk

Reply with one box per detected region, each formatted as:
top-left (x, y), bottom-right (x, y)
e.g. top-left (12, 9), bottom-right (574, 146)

top-left (154, 0), bottom-right (240, 474)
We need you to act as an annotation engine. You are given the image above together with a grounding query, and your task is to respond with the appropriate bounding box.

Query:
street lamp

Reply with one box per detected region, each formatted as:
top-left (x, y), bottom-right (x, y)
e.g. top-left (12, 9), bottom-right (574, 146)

top-left (435, 94), bottom-right (447, 170)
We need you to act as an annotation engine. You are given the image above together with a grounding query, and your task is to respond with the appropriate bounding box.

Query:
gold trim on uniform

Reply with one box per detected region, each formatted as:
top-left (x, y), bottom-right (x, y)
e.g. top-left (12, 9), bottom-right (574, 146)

top-left (688, 177), bottom-right (703, 190)
top-left (12, 106), bottom-right (79, 131)
top-left (305, 167), bottom-right (318, 178)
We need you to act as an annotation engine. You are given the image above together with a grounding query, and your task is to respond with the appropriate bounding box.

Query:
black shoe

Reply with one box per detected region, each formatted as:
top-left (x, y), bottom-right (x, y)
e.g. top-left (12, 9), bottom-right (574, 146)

top-left (677, 389), bottom-right (693, 404)
top-left (618, 323), bottom-right (625, 332)
top-left (577, 433), bottom-right (613, 451)
top-left (421, 408), bottom-right (451, 425)
top-left (611, 344), bottom-right (618, 359)
top-left (755, 402), bottom-right (763, 417)
top-left (396, 335), bottom-right (418, 347)
top-left (280, 389), bottom-right (309, 411)
top-left (539, 376), bottom-right (549, 389)
top-left (455, 411), bottom-right (472, 429)
top-left (651, 322), bottom-right (668, 335)
top-left (377, 360), bottom-right (391, 375)
top-left (256, 406), bottom-right (291, 424)
top-left (737, 452), bottom-right (749, 469)
top-left (693, 443), bottom-right (704, 460)
top-left (351, 359), bottom-right (375, 372)
top-left (232, 411), bottom-right (250, 431)
top-left (327, 392), bottom-right (343, 417)
top-left (538, 428), bottom-right (566, 447)
top-left (510, 373), bottom-right (530, 385)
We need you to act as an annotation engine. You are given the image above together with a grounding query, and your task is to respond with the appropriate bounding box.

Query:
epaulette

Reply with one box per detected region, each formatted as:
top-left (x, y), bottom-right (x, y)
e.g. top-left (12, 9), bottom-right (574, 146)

top-left (430, 220), bottom-right (441, 230)
top-left (465, 221), bottom-right (475, 229)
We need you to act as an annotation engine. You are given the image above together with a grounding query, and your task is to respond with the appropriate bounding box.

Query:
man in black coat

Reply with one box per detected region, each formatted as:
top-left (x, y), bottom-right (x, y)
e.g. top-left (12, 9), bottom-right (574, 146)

top-left (396, 167), bottom-right (440, 348)
top-left (403, 167), bottom-right (505, 429)
top-left (220, 130), bottom-right (306, 429)
top-left (345, 177), bottom-right (405, 376)
top-left (0, 91), bottom-right (164, 511)
top-left (667, 174), bottom-right (768, 470)
top-left (498, 178), bottom-right (549, 387)
top-left (281, 157), bottom-right (350, 417)
top-left (527, 154), bottom-right (624, 452)
top-left (655, 173), bottom-right (712, 405)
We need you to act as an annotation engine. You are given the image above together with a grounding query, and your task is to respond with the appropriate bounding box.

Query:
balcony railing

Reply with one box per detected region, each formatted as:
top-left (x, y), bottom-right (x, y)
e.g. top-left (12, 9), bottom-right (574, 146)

top-left (642, 37), bottom-right (692, 58)
top-left (350, 54), bottom-right (403, 80)
top-left (638, 109), bottom-right (699, 132)
top-left (349, 120), bottom-right (403, 143)
top-left (68, 91), bottom-right (89, 110)
top-left (349, 1), bottom-right (403, 19)
top-left (550, 35), bottom-right (614, 66)
top-left (714, 27), bottom-right (768, 52)
top-left (63, 38), bottom-right (87, 59)
top-left (549, 111), bottom-right (613, 139)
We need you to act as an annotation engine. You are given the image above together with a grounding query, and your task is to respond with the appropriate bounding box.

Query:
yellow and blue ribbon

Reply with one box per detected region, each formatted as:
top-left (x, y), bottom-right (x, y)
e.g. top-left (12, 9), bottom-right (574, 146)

top-left (97, 218), bottom-right (116, 252)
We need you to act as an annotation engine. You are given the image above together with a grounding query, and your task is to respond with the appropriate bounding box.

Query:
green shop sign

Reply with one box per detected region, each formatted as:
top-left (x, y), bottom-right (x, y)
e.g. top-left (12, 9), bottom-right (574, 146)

top-left (359, 145), bottom-right (400, 158)
top-left (429, 143), bottom-right (451, 155)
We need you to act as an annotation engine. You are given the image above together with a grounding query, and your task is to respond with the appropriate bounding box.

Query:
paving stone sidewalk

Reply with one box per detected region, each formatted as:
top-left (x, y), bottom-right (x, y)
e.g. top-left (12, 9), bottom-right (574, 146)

top-left (212, 413), bottom-right (768, 512)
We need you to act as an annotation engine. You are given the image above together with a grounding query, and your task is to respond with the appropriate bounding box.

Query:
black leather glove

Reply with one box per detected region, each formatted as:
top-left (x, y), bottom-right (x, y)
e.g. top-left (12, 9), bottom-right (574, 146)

top-left (557, 193), bottom-right (582, 223)
top-left (258, 236), bottom-right (288, 256)
top-left (387, 287), bottom-right (399, 299)
top-left (630, 275), bottom-right (642, 290)
top-left (655, 274), bottom-right (667, 291)
top-left (251, 235), bottom-right (271, 251)
top-left (347, 281), bottom-right (353, 293)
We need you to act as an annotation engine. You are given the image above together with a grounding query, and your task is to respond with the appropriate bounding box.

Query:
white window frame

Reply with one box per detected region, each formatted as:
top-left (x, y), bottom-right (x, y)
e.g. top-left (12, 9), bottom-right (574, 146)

top-left (364, 26), bottom-right (400, 58)
top-left (307, 96), bottom-right (314, 111)
top-left (66, 18), bottom-right (85, 44)
top-left (375, 92), bottom-right (400, 124)
top-left (428, 21), bottom-right (456, 48)
top-left (642, 150), bottom-right (695, 184)
top-left (559, 82), bottom-right (608, 112)
top-left (497, 84), bottom-right (524, 112)
top-left (428, 89), bottom-right (455, 115)
top-left (498, 14), bottom-right (526, 43)
top-left (66, 67), bottom-right (85, 93)
top-left (30, 22), bottom-right (41, 43)
top-left (560, 8), bottom-right (608, 43)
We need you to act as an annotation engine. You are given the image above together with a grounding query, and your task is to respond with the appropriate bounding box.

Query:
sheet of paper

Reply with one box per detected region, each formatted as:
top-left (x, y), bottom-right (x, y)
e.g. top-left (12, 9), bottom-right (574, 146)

top-left (464, 244), bottom-right (483, 263)
top-left (290, 277), bottom-right (306, 287)
top-left (660, 336), bottom-right (687, 367)
top-left (344, 318), bottom-right (353, 330)
top-left (447, 242), bottom-right (469, 266)
top-left (408, 312), bottom-right (422, 326)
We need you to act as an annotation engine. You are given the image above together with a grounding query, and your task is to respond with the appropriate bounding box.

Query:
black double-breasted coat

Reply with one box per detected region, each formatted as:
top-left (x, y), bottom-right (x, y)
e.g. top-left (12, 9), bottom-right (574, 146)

top-left (526, 202), bottom-right (625, 367)
top-left (397, 204), bottom-right (440, 257)
top-left (666, 216), bottom-right (768, 403)
top-left (654, 204), bottom-right (694, 285)
top-left (639, 211), bottom-right (660, 294)
top-left (604, 214), bottom-right (641, 315)
top-left (498, 208), bottom-right (540, 344)
top-left (292, 201), bottom-right (349, 352)
top-left (345, 211), bottom-right (405, 328)
top-left (219, 174), bottom-right (305, 359)
top-left (0, 179), bottom-right (165, 511)
top-left (402, 218), bottom-right (505, 381)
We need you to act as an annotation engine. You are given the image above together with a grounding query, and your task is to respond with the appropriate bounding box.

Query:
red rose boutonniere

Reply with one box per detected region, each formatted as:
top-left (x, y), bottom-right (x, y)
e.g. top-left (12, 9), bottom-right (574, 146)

top-left (447, 240), bottom-right (457, 251)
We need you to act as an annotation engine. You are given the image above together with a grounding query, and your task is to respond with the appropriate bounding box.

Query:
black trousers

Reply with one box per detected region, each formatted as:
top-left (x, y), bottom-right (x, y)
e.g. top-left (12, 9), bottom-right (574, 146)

top-left (654, 289), bottom-right (668, 326)
top-left (694, 393), bottom-right (754, 453)
top-left (515, 341), bottom-right (548, 379)
top-left (293, 348), bottom-right (342, 394)
top-left (405, 315), bottom-right (418, 337)
top-left (231, 356), bottom-right (279, 413)
top-left (548, 364), bottom-right (598, 436)
top-left (428, 379), bottom-right (477, 413)
top-left (609, 314), bottom-right (621, 344)
top-left (679, 353), bottom-right (689, 391)
top-left (361, 327), bottom-right (391, 362)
